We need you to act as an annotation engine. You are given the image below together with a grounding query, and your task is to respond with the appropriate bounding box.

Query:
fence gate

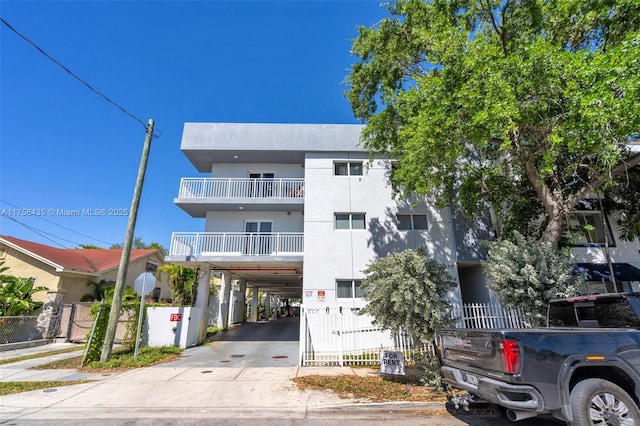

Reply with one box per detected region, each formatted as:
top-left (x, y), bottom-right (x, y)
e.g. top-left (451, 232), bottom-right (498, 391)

top-left (65, 302), bottom-right (131, 343)
top-left (299, 305), bottom-right (421, 367)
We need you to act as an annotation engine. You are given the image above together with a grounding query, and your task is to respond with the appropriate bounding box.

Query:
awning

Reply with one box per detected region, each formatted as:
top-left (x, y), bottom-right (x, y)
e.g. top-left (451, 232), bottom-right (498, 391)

top-left (575, 263), bottom-right (640, 281)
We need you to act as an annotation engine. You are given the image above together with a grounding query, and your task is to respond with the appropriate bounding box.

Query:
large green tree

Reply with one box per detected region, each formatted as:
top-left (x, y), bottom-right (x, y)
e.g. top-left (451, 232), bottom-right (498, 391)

top-left (347, 0), bottom-right (640, 246)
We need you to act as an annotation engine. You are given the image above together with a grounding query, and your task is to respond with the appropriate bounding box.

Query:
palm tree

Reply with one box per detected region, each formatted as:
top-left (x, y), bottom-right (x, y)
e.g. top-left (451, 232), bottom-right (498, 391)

top-left (158, 264), bottom-right (197, 306)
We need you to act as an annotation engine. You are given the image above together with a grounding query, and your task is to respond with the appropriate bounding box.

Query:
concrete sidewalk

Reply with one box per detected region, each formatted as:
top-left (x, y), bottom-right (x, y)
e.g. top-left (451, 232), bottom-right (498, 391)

top-left (0, 342), bottom-right (463, 424)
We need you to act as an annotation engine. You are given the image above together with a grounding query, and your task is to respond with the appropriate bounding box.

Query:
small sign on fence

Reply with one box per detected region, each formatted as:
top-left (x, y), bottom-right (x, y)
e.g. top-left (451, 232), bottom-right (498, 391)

top-left (380, 350), bottom-right (405, 375)
top-left (170, 313), bottom-right (183, 322)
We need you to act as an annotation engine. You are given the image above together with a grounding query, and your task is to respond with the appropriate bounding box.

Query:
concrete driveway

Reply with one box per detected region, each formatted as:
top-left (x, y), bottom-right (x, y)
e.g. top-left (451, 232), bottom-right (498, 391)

top-left (155, 317), bottom-right (300, 368)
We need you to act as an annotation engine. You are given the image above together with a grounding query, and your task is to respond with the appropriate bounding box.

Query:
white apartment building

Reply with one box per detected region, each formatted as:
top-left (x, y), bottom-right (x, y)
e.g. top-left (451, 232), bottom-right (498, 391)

top-left (166, 123), bottom-right (640, 349)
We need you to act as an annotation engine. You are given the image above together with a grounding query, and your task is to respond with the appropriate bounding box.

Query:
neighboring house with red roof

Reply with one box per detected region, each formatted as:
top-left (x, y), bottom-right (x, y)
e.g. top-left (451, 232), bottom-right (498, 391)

top-left (0, 235), bottom-right (170, 304)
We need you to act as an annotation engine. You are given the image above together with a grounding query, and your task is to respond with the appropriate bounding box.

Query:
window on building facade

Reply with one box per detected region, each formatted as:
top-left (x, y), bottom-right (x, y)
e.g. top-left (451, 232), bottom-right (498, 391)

top-left (335, 213), bottom-right (366, 230)
top-left (396, 214), bottom-right (428, 230)
top-left (567, 201), bottom-right (615, 246)
top-left (336, 279), bottom-right (363, 299)
top-left (334, 162), bottom-right (363, 176)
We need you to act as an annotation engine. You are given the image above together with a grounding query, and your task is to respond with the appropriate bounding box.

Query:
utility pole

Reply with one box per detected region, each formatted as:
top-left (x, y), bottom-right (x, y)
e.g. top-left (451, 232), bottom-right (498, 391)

top-left (101, 119), bottom-right (154, 362)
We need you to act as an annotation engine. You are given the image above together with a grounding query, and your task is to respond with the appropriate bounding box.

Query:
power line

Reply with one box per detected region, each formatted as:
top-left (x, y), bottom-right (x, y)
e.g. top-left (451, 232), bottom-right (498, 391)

top-left (0, 199), bottom-right (117, 246)
top-left (0, 17), bottom-right (160, 138)
top-left (0, 215), bottom-right (75, 248)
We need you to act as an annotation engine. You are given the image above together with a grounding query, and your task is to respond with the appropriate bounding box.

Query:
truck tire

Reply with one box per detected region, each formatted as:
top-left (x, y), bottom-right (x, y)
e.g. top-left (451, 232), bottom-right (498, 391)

top-left (570, 378), bottom-right (640, 426)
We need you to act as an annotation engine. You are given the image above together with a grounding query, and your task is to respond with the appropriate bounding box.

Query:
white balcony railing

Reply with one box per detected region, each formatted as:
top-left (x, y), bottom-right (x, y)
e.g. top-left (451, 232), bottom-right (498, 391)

top-left (178, 178), bottom-right (304, 199)
top-left (169, 232), bottom-right (304, 257)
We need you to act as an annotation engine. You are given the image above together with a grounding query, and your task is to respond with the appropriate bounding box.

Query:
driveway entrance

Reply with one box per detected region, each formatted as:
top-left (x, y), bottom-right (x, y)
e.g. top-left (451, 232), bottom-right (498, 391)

top-left (153, 317), bottom-right (299, 368)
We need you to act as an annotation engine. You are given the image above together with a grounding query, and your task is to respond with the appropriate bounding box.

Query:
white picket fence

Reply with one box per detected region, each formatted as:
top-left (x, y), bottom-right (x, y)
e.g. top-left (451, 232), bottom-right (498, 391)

top-left (299, 305), bottom-right (428, 367)
top-left (450, 303), bottom-right (527, 329)
top-left (299, 303), bottom-right (526, 367)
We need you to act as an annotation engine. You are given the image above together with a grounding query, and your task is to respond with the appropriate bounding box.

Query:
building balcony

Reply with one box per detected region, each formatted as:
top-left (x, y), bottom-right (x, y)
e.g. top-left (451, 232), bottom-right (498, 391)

top-left (175, 178), bottom-right (304, 217)
top-left (167, 232), bottom-right (304, 261)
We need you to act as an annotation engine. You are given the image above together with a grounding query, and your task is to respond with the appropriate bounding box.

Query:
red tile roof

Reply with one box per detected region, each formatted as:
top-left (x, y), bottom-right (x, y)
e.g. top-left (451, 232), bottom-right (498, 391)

top-left (0, 235), bottom-right (159, 274)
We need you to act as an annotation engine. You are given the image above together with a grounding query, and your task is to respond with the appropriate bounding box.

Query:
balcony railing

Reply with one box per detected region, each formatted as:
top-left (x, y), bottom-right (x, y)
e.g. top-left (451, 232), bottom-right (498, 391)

top-left (169, 232), bottom-right (304, 257)
top-left (178, 178), bottom-right (304, 199)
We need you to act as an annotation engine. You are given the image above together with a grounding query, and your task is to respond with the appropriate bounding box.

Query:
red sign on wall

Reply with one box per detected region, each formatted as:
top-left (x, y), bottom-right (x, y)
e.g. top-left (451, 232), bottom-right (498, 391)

top-left (170, 313), bottom-right (183, 322)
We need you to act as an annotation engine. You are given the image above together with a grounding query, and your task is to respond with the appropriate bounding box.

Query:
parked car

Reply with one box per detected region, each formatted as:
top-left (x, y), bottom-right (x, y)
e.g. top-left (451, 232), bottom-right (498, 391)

top-left (439, 293), bottom-right (640, 425)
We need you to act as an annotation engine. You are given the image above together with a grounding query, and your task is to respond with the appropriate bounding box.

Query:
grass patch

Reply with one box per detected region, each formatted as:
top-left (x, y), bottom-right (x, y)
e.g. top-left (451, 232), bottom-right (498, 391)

top-left (0, 381), bottom-right (91, 396)
top-left (293, 374), bottom-right (448, 402)
top-left (32, 346), bottom-right (183, 372)
top-left (207, 325), bottom-right (221, 336)
top-left (0, 347), bottom-right (83, 366)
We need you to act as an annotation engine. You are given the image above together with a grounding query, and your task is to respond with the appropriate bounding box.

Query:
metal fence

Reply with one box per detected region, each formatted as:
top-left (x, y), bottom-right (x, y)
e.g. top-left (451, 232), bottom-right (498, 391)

top-left (299, 305), bottom-right (428, 367)
top-left (0, 314), bottom-right (62, 344)
top-left (169, 232), bottom-right (304, 257)
top-left (450, 303), bottom-right (527, 329)
top-left (178, 178), bottom-right (305, 199)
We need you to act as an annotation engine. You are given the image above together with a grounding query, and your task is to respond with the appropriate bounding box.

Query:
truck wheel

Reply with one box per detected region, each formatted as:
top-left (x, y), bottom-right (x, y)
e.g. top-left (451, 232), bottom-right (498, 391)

top-left (570, 378), bottom-right (640, 426)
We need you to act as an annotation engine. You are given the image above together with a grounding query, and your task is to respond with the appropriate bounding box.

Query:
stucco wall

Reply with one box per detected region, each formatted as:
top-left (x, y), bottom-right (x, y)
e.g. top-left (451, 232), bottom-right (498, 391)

top-left (211, 163), bottom-right (304, 179)
top-left (0, 245), bottom-right (171, 304)
top-left (205, 210), bottom-right (304, 234)
top-left (302, 153), bottom-right (462, 307)
top-left (0, 246), bottom-right (63, 303)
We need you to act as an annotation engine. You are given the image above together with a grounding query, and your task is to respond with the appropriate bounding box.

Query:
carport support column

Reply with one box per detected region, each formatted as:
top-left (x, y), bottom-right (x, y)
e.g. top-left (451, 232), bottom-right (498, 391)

top-left (238, 280), bottom-right (247, 322)
top-left (218, 273), bottom-right (232, 330)
top-left (250, 289), bottom-right (259, 322)
top-left (264, 292), bottom-right (271, 321)
top-left (196, 266), bottom-right (210, 343)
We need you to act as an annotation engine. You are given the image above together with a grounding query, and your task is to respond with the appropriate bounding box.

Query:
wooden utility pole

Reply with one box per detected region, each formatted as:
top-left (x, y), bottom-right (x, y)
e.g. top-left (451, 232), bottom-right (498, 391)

top-left (101, 119), bottom-right (154, 362)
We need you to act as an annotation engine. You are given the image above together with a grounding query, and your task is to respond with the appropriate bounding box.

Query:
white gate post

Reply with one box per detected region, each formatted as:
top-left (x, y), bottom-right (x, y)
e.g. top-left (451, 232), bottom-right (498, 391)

top-left (218, 273), bottom-right (232, 330)
top-left (250, 288), bottom-right (259, 322)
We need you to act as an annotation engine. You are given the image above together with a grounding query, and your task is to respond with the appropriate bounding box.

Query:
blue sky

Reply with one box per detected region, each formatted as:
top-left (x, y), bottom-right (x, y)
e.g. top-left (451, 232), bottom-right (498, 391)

top-left (0, 0), bottom-right (387, 251)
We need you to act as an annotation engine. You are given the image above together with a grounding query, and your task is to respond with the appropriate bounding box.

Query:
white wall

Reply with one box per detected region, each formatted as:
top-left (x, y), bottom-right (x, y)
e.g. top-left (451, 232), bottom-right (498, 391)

top-left (302, 153), bottom-right (462, 307)
top-left (145, 306), bottom-right (204, 348)
top-left (205, 211), bottom-right (303, 233)
top-left (210, 163), bottom-right (304, 179)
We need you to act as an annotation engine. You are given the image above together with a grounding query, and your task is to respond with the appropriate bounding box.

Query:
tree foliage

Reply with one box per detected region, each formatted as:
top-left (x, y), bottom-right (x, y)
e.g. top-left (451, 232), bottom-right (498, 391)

top-left (110, 237), bottom-right (167, 256)
top-left (483, 232), bottom-right (584, 327)
top-left (78, 244), bottom-right (102, 249)
top-left (360, 249), bottom-right (454, 342)
top-left (347, 0), bottom-right (640, 246)
top-left (603, 166), bottom-right (640, 241)
top-left (158, 264), bottom-right (197, 306)
top-left (0, 262), bottom-right (47, 317)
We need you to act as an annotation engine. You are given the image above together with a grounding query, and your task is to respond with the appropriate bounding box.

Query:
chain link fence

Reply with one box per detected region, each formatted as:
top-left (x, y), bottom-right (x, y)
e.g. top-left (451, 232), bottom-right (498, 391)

top-left (0, 314), bottom-right (62, 344)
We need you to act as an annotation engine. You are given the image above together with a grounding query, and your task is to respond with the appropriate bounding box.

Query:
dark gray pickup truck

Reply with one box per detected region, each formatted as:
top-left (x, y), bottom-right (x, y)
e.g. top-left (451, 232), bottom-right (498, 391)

top-left (440, 293), bottom-right (640, 425)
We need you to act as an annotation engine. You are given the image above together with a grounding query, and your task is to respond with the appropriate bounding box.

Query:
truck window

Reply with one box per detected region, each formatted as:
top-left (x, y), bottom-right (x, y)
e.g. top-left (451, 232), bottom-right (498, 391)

top-left (549, 296), bottom-right (640, 329)
top-left (549, 302), bottom-right (578, 327)
top-left (594, 298), bottom-right (640, 329)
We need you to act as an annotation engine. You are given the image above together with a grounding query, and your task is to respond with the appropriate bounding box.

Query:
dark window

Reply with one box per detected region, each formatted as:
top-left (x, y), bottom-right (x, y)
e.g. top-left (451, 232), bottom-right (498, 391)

top-left (335, 213), bottom-right (366, 230)
top-left (334, 162), bottom-right (363, 176)
top-left (335, 214), bottom-right (350, 230)
top-left (566, 200), bottom-right (615, 247)
top-left (334, 163), bottom-right (348, 176)
top-left (349, 162), bottom-right (363, 176)
top-left (549, 296), bottom-right (640, 329)
top-left (396, 214), bottom-right (427, 230)
top-left (397, 215), bottom-right (412, 230)
top-left (336, 280), bottom-right (363, 299)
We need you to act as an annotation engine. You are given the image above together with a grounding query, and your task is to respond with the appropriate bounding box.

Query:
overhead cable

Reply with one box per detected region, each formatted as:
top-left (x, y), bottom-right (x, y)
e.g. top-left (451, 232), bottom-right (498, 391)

top-left (0, 17), bottom-right (160, 138)
top-left (0, 199), bottom-right (116, 246)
